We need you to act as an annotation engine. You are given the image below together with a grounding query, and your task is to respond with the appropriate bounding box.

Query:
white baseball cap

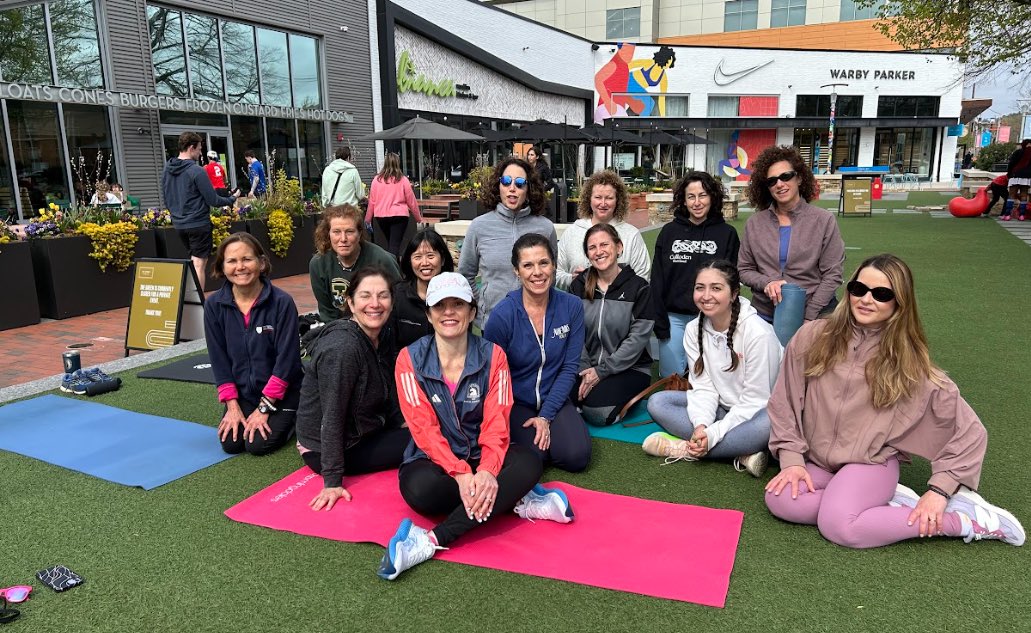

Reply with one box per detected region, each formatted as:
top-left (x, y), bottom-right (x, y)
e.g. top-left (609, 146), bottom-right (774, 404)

top-left (425, 272), bottom-right (473, 307)
top-left (206, 150), bottom-right (218, 160)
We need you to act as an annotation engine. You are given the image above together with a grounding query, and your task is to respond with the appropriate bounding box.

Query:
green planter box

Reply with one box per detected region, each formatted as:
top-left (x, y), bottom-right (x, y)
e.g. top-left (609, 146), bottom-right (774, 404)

top-left (0, 240), bottom-right (41, 330)
top-left (246, 216), bottom-right (317, 279)
top-left (30, 230), bottom-right (158, 319)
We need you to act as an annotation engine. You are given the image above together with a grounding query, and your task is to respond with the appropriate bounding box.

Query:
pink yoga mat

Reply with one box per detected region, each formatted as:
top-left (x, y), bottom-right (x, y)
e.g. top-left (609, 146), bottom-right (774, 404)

top-left (225, 468), bottom-right (743, 607)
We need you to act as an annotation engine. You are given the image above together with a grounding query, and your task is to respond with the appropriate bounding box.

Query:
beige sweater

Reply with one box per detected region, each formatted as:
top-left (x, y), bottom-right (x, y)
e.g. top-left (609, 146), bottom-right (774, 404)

top-left (768, 320), bottom-right (987, 494)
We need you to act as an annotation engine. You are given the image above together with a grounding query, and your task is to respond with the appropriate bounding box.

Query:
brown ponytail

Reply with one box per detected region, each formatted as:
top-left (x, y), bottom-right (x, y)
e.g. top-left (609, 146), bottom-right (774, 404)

top-left (724, 296), bottom-right (741, 372)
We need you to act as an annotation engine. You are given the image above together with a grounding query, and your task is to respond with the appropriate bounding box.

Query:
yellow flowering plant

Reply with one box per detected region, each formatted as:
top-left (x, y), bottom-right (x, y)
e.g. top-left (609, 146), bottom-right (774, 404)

top-left (77, 221), bottom-right (139, 272)
top-left (211, 213), bottom-right (233, 247)
top-left (1, 218), bottom-right (19, 244)
top-left (266, 209), bottom-right (294, 258)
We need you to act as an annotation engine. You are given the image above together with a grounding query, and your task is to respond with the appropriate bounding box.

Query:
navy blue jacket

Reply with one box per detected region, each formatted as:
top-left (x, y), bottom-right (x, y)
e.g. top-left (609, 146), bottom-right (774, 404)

top-left (203, 279), bottom-right (303, 406)
top-left (483, 286), bottom-right (584, 421)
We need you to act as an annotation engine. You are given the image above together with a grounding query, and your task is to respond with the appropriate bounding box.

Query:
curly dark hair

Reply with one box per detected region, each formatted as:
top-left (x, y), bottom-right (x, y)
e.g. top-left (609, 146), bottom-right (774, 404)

top-left (577, 169), bottom-right (629, 221)
top-left (745, 145), bottom-right (817, 210)
top-left (671, 170), bottom-right (725, 221)
top-left (480, 157), bottom-right (547, 216)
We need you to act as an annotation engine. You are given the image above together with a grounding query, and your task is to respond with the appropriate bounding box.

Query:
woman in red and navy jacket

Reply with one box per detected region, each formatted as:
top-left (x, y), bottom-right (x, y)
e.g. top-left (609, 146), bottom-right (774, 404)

top-left (379, 273), bottom-right (573, 580)
top-left (203, 233), bottom-right (302, 455)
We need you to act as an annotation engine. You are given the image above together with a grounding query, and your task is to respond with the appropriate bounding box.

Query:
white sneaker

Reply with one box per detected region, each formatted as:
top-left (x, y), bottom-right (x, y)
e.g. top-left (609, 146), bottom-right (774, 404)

top-left (733, 452), bottom-right (769, 478)
top-left (642, 432), bottom-right (697, 464)
top-left (888, 483), bottom-right (920, 508)
top-left (514, 484), bottom-right (575, 523)
top-left (377, 519), bottom-right (445, 580)
top-left (948, 488), bottom-right (1025, 546)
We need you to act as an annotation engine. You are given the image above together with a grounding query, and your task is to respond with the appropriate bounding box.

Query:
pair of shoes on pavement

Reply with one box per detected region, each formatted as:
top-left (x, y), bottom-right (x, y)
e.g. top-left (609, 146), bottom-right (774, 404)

top-left (1000, 214), bottom-right (1012, 221)
top-left (642, 432), bottom-right (768, 476)
top-left (378, 484), bottom-right (574, 580)
top-left (888, 483), bottom-right (1024, 546)
top-left (61, 367), bottom-right (119, 395)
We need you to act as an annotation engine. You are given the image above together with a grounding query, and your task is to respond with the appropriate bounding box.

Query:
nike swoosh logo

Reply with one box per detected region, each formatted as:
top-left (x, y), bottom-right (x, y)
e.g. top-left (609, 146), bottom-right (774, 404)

top-left (713, 58), bottom-right (774, 86)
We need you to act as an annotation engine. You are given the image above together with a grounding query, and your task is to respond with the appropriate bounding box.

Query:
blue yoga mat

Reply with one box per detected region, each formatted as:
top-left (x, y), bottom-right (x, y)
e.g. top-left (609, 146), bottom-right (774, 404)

top-left (0, 395), bottom-right (235, 489)
top-left (587, 400), bottom-right (661, 444)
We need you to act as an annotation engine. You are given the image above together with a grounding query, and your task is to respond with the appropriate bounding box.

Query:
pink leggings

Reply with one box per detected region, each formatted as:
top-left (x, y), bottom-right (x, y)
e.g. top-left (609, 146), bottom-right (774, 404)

top-left (764, 459), bottom-right (964, 548)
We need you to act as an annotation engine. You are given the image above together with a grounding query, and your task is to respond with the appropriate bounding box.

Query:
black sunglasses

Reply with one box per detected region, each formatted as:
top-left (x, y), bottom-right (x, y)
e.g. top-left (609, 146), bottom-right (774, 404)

top-left (500, 175), bottom-right (527, 189)
top-left (847, 280), bottom-right (896, 303)
top-left (764, 171), bottom-right (797, 188)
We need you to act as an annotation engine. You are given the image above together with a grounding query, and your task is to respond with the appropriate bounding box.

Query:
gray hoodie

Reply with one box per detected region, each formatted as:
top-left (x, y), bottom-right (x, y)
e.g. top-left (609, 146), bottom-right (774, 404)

top-left (161, 158), bottom-right (236, 230)
top-left (457, 203), bottom-right (557, 328)
top-left (321, 159), bottom-right (364, 206)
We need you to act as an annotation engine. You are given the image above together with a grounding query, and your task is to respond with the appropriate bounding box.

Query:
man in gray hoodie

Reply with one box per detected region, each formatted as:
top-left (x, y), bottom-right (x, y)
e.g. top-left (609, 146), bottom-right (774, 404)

top-left (321, 147), bottom-right (364, 206)
top-left (161, 131), bottom-right (239, 290)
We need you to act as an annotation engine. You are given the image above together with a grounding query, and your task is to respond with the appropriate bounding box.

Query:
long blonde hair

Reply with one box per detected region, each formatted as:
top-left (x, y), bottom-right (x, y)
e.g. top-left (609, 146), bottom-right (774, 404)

top-left (805, 254), bottom-right (942, 408)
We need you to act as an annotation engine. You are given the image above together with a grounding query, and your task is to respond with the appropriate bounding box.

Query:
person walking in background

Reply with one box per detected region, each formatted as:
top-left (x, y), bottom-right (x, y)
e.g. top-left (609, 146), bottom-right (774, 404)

top-left (526, 146), bottom-right (555, 193)
top-left (322, 147), bottom-right (364, 207)
top-left (458, 157), bottom-right (556, 328)
top-left (205, 150), bottom-right (229, 196)
top-left (556, 169), bottom-right (650, 289)
top-left (644, 260), bottom-right (781, 478)
top-left (203, 233), bottom-right (301, 456)
top-left (365, 153), bottom-right (423, 257)
top-left (651, 170), bottom-right (739, 378)
top-left (983, 173), bottom-right (1008, 217)
top-left (161, 131), bottom-right (239, 291)
top-left (244, 150), bottom-right (267, 198)
top-left (1001, 138), bottom-right (1031, 221)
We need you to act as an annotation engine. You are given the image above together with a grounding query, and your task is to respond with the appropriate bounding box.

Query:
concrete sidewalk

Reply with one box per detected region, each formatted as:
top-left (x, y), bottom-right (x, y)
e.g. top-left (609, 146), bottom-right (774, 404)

top-left (0, 273), bottom-right (317, 402)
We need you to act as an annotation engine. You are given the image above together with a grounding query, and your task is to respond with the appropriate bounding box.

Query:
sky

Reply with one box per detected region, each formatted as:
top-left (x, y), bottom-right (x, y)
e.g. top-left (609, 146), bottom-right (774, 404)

top-left (962, 62), bottom-right (1030, 120)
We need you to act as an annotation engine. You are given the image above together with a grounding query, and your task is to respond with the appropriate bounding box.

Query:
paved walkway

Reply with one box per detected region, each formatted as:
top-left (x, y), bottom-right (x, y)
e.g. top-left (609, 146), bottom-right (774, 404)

top-left (0, 274), bottom-right (316, 391)
top-left (997, 217), bottom-right (1031, 246)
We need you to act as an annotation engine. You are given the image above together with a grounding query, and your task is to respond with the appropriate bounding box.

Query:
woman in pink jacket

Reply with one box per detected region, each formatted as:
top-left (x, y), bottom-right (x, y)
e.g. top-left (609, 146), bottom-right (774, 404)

top-left (365, 152), bottom-right (423, 257)
top-left (765, 253), bottom-right (1024, 548)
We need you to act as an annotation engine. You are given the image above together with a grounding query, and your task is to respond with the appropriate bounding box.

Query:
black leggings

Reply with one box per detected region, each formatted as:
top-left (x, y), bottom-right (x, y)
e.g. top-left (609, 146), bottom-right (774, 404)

top-left (987, 183), bottom-right (1008, 214)
top-left (221, 398), bottom-right (296, 456)
top-left (573, 368), bottom-right (651, 426)
top-left (510, 400), bottom-right (592, 472)
top-left (301, 427), bottom-right (412, 475)
top-left (378, 217), bottom-right (409, 258)
top-left (397, 444), bottom-right (542, 547)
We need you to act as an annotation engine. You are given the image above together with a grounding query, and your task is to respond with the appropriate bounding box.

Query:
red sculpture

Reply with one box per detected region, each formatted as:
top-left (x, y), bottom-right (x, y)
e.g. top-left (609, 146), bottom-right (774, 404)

top-left (948, 186), bottom-right (988, 217)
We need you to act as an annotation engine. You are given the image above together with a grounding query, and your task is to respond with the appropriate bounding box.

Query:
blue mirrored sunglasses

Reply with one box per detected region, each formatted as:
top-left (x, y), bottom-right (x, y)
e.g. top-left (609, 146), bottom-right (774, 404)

top-left (500, 175), bottom-right (527, 189)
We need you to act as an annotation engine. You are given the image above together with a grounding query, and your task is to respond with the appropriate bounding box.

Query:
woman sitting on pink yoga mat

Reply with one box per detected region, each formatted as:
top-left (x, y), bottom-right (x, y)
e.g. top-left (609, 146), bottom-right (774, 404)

top-left (295, 268), bottom-right (411, 512)
top-left (765, 253), bottom-right (1025, 548)
top-left (379, 272), bottom-right (574, 580)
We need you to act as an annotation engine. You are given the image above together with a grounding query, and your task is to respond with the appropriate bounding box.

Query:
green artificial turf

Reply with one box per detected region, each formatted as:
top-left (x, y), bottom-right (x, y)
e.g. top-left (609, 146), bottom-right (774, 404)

top-left (2, 208), bottom-right (1029, 631)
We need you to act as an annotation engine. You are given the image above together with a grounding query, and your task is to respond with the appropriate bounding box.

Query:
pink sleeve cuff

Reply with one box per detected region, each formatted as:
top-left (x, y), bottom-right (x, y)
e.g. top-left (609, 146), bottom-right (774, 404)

top-left (217, 383), bottom-right (239, 403)
top-left (262, 375), bottom-right (289, 400)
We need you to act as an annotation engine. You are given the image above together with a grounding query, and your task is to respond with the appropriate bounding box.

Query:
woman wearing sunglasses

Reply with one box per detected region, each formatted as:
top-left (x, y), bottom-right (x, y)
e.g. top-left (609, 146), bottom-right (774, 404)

top-left (738, 146), bottom-right (844, 344)
top-left (379, 273), bottom-right (573, 580)
top-left (457, 157), bottom-right (556, 328)
top-left (765, 253), bottom-right (1024, 548)
top-left (555, 169), bottom-right (651, 289)
top-left (484, 233), bottom-right (591, 472)
top-left (651, 170), bottom-right (740, 377)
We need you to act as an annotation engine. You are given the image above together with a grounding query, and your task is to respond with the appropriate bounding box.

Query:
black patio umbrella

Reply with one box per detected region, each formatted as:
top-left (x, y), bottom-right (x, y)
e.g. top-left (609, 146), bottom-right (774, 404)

top-left (579, 124), bottom-right (648, 145)
top-left (468, 123), bottom-right (509, 143)
top-left (358, 117), bottom-right (484, 190)
top-left (500, 119), bottom-right (587, 143)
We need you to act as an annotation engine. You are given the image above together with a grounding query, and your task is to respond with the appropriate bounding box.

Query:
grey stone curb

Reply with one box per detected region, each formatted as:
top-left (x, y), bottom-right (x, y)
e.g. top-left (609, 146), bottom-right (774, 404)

top-left (0, 339), bottom-right (208, 405)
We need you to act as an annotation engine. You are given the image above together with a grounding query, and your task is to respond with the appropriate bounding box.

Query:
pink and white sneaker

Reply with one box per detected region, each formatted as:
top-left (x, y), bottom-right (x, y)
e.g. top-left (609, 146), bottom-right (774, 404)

top-left (947, 488), bottom-right (1025, 546)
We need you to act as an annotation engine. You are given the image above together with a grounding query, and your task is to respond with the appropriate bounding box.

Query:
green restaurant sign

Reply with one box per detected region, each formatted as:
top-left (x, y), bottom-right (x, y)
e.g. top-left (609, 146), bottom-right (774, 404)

top-left (395, 50), bottom-right (483, 101)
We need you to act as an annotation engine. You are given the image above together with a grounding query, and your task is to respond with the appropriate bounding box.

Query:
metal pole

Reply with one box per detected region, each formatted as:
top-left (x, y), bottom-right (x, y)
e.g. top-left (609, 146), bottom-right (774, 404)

top-left (821, 83), bottom-right (848, 174)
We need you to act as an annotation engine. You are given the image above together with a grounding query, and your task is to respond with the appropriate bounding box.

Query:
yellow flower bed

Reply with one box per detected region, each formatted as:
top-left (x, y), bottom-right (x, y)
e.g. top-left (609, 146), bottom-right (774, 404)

top-left (77, 221), bottom-right (139, 272)
top-left (211, 214), bottom-right (233, 247)
top-left (267, 209), bottom-right (294, 258)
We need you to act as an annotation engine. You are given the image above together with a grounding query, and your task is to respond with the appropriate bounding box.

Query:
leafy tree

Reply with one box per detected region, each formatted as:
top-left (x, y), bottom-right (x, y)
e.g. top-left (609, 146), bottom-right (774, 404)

top-left (860, 1), bottom-right (1031, 77)
top-left (975, 142), bottom-right (1017, 170)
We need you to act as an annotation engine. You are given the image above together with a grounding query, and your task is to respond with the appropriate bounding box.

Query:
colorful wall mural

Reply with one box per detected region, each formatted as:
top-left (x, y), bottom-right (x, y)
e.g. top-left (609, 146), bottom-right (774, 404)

top-left (594, 44), bottom-right (677, 123)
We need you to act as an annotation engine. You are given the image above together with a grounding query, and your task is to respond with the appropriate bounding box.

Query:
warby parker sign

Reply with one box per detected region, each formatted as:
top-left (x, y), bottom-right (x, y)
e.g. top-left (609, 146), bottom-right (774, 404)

top-left (829, 69), bottom-right (916, 81)
top-left (0, 81), bottom-right (354, 123)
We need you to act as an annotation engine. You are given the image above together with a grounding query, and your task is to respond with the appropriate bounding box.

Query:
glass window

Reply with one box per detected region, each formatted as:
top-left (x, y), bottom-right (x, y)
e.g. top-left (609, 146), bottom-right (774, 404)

top-left (7, 101), bottom-right (70, 215)
top-left (0, 114), bottom-right (14, 219)
top-left (708, 97), bottom-right (739, 117)
top-left (230, 116), bottom-right (265, 187)
top-left (257, 28), bottom-right (291, 106)
top-left (792, 127), bottom-right (859, 173)
top-left (186, 13), bottom-right (223, 100)
top-left (266, 117), bottom-right (299, 178)
top-left (724, 0), bottom-right (758, 32)
top-left (222, 21), bottom-right (259, 104)
top-left (289, 34), bottom-right (321, 108)
top-left (0, 4), bottom-right (52, 84)
top-left (298, 121), bottom-right (325, 196)
top-left (771, 0), bottom-right (806, 28)
top-left (877, 96), bottom-right (940, 118)
top-left (49, 0), bottom-right (104, 89)
top-left (665, 96), bottom-right (690, 117)
top-left (147, 6), bottom-right (188, 97)
top-left (159, 111), bottom-right (229, 127)
top-left (63, 104), bottom-right (117, 201)
top-left (840, 0), bottom-right (884, 21)
top-left (874, 127), bottom-right (934, 176)
top-left (796, 95), bottom-right (863, 117)
top-left (605, 7), bottom-right (641, 39)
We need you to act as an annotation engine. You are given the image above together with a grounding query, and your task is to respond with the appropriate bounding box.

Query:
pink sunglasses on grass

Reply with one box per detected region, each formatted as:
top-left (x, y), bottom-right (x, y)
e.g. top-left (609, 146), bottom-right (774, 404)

top-left (0, 586), bottom-right (31, 603)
